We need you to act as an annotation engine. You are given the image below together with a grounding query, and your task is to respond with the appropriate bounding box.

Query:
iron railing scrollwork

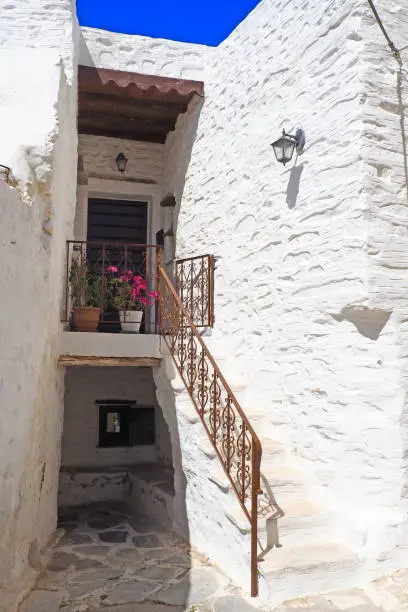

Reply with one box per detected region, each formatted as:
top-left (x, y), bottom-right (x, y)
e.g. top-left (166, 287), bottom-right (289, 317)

top-left (157, 263), bottom-right (262, 596)
top-left (175, 254), bottom-right (215, 328)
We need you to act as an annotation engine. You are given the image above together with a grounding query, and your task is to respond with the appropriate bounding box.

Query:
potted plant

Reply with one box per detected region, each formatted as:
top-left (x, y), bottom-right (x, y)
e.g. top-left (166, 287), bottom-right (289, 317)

top-left (69, 258), bottom-right (102, 332)
top-left (107, 266), bottom-right (158, 333)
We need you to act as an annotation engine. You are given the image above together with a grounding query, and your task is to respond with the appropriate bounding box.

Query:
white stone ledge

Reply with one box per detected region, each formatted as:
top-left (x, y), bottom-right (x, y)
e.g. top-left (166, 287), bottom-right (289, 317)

top-left (60, 332), bottom-right (163, 359)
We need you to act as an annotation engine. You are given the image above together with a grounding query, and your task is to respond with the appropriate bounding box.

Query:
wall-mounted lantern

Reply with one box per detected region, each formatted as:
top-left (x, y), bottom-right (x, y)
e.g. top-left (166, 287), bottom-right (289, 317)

top-left (115, 152), bottom-right (128, 173)
top-left (271, 128), bottom-right (305, 165)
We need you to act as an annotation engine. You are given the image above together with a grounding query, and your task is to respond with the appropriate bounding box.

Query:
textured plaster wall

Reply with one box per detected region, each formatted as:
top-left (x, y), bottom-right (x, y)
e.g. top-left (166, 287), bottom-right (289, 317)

top-left (360, 0), bottom-right (408, 570)
top-left (0, 3), bottom-right (78, 610)
top-left (61, 366), bottom-right (171, 468)
top-left (78, 134), bottom-right (164, 184)
top-left (79, 26), bottom-right (209, 81)
top-left (168, 0), bottom-right (408, 584)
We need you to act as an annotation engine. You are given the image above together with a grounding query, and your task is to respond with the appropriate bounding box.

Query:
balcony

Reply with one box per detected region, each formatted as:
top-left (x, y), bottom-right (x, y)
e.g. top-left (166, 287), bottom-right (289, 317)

top-left (60, 241), bottom-right (163, 365)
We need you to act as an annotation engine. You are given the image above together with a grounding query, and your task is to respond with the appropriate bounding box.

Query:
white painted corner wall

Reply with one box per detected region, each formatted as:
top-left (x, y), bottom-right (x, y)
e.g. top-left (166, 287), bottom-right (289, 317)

top-left (0, 3), bottom-right (79, 610)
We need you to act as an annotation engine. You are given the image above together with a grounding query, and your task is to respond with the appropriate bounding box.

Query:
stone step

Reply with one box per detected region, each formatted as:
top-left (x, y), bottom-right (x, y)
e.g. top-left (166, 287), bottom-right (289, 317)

top-left (198, 438), bottom-right (218, 460)
top-left (259, 542), bottom-right (360, 600)
top-left (225, 500), bottom-right (330, 538)
top-left (259, 437), bottom-right (286, 462)
top-left (259, 464), bottom-right (308, 497)
top-left (208, 461), bottom-right (307, 500)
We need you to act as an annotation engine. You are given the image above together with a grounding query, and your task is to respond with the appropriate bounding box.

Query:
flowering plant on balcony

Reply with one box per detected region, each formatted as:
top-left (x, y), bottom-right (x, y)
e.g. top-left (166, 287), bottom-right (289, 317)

top-left (107, 266), bottom-right (159, 311)
top-left (69, 258), bottom-right (102, 308)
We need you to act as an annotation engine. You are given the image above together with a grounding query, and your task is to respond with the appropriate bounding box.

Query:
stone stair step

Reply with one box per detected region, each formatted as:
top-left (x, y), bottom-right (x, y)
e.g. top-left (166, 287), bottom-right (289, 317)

top-left (259, 464), bottom-right (307, 495)
top-left (259, 437), bottom-right (286, 462)
top-left (208, 460), bottom-right (308, 502)
top-left (198, 439), bottom-right (218, 460)
top-left (258, 542), bottom-right (360, 600)
top-left (208, 470), bottom-right (231, 493)
top-left (225, 500), bottom-right (329, 536)
top-left (177, 400), bottom-right (201, 424)
top-left (260, 541), bottom-right (358, 581)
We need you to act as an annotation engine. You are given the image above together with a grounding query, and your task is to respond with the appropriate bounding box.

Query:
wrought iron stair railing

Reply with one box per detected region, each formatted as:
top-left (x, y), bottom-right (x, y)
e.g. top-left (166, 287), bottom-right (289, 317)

top-left (157, 262), bottom-right (263, 597)
top-left (175, 254), bottom-right (215, 328)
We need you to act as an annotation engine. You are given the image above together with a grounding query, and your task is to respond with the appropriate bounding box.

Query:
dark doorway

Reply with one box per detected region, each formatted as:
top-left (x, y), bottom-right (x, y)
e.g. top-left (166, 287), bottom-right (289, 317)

top-left (87, 198), bottom-right (149, 332)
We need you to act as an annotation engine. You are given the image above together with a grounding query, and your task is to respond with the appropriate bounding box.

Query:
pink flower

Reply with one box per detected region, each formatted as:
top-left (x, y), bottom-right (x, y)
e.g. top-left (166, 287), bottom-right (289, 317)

top-left (133, 276), bottom-right (146, 290)
top-left (139, 296), bottom-right (148, 305)
top-left (148, 290), bottom-right (159, 300)
top-left (107, 266), bottom-right (118, 273)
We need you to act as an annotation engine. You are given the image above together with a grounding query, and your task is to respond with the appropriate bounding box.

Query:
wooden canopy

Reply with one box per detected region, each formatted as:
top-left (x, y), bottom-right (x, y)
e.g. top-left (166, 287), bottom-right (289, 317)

top-left (78, 66), bottom-right (204, 144)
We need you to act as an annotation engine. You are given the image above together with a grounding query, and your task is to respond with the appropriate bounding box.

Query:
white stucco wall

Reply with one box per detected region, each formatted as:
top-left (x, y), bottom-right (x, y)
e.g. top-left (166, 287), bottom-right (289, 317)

top-left (0, 4), bottom-right (78, 610)
top-left (360, 0), bottom-right (408, 570)
top-left (165, 0), bottom-right (408, 594)
top-left (79, 26), bottom-right (209, 81)
top-left (61, 366), bottom-right (171, 467)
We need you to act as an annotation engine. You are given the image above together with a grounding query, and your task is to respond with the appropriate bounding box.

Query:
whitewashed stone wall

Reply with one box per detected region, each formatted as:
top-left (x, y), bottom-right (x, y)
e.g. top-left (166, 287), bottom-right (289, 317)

top-left (79, 26), bottom-right (209, 81)
top-left (61, 366), bottom-right (171, 467)
top-left (0, 3), bottom-right (78, 610)
top-left (168, 0), bottom-right (408, 591)
top-left (160, 96), bottom-right (203, 228)
top-left (360, 0), bottom-right (408, 572)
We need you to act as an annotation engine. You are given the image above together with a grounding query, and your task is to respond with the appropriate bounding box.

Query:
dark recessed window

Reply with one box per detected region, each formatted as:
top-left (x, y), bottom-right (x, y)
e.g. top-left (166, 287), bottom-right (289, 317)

top-left (97, 401), bottom-right (155, 448)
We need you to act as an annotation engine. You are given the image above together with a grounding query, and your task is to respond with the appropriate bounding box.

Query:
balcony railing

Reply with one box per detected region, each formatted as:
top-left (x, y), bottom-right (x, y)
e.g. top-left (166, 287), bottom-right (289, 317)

top-left (175, 254), bottom-right (215, 328)
top-left (62, 240), bottom-right (161, 333)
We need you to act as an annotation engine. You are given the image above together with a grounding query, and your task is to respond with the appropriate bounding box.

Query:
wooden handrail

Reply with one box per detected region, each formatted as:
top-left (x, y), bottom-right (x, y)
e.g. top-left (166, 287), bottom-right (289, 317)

top-left (157, 263), bottom-right (262, 596)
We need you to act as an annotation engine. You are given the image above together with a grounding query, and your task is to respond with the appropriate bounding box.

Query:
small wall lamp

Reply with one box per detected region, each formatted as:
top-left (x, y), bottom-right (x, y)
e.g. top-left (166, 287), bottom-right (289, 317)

top-left (115, 152), bottom-right (128, 173)
top-left (271, 128), bottom-right (305, 165)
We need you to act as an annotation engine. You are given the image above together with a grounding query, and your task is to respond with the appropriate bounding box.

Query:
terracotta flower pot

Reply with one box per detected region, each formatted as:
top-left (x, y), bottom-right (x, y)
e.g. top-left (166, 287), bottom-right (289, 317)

top-left (72, 307), bottom-right (101, 332)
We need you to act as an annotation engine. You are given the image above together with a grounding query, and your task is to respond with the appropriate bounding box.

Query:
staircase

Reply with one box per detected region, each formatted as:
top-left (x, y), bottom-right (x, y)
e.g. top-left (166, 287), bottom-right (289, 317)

top-left (155, 254), bottom-right (359, 601)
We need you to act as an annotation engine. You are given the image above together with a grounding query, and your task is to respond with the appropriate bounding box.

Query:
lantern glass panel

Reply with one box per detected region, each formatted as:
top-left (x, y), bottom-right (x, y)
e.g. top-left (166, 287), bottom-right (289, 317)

top-left (272, 137), bottom-right (285, 162)
top-left (116, 153), bottom-right (128, 173)
top-left (282, 137), bottom-right (296, 163)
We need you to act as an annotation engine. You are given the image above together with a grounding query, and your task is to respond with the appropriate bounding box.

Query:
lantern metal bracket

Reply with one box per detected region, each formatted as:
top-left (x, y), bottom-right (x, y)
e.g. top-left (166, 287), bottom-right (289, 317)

top-left (282, 128), bottom-right (305, 152)
top-left (293, 128), bottom-right (305, 152)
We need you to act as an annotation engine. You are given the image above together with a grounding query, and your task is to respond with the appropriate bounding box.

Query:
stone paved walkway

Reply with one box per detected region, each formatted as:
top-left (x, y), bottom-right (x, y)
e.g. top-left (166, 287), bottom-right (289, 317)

top-left (18, 503), bottom-right (408, 612)
top-left (18, 503), bottom-right (243, 612)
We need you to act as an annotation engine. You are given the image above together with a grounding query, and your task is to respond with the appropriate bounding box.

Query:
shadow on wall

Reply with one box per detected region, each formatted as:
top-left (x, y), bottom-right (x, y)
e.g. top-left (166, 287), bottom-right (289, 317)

top-left (257, 472), bottom-right (285, 562)
top-left (330, 306), bottom-right (391, 341)
top-left (168, 97), bottom-right (204, 238)
top-left (78, 29), bottom-right (95, 67)
top-left (286, 163), bottom-right (304, 209)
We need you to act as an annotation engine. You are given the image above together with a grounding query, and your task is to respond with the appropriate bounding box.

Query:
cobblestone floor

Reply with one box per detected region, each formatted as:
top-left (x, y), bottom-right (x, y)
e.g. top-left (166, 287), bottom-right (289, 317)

top-left (17, 504), bottom-right (408, 612)
top-left (18, 503), bottom-right (242, 612)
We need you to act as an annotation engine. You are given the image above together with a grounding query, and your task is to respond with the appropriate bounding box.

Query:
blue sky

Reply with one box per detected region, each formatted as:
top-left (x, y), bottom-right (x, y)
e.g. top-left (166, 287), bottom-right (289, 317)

top-left (76, 0), bottom-right (261, 46)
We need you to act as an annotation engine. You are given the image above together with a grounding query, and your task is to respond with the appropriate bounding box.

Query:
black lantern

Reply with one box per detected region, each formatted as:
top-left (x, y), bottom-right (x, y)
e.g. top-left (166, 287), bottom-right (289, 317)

top-left (115, 152), bottom-right (128, 173)
top-left (271, 128), bottom-right (305, 165)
